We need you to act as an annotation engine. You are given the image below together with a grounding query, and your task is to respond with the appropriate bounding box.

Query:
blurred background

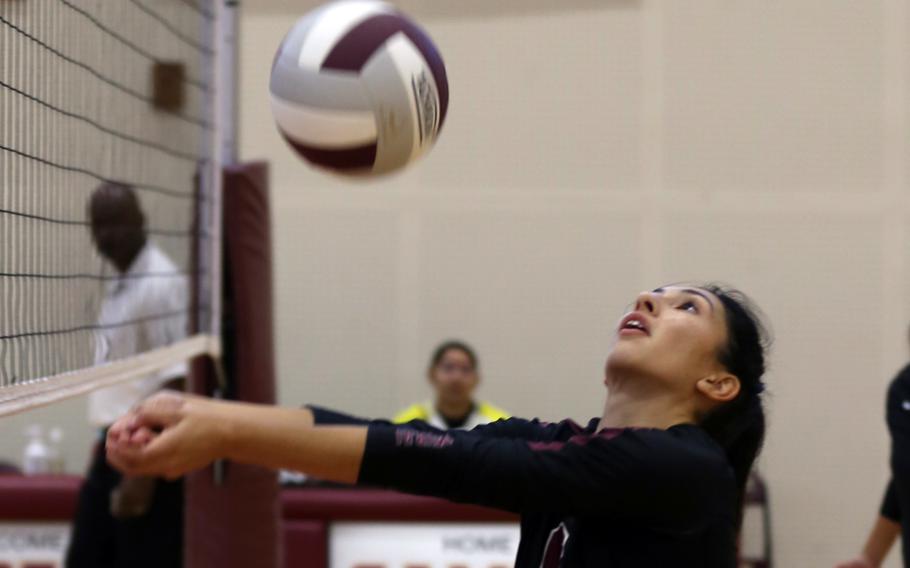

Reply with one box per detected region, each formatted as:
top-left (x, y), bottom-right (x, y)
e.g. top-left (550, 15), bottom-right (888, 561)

top-left (1, 1), bottom-right (908, 566)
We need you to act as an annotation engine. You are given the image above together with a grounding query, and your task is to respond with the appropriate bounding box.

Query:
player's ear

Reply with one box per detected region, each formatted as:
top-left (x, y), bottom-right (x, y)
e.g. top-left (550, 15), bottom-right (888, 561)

top-left (696, 372), bottom-right (740, 403)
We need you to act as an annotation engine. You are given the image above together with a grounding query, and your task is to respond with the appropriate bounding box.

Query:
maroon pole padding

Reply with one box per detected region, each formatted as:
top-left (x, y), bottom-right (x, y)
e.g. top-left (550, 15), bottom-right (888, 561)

top-left (282, 521), bottom-right (327, 568)
top-left (185, 162), bottom-right (280, 568)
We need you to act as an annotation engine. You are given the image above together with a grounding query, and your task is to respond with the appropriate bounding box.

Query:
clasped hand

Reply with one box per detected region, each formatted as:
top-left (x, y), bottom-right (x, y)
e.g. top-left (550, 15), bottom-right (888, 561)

top-left (106, 392), bottom-right (228, 479)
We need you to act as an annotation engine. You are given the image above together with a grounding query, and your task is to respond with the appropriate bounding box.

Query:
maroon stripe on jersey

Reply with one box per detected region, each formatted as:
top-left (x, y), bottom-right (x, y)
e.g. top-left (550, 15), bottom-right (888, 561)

top-left (571, 429), bottom-right (625, 445)
top-left (528, 428), bottom-right (628, 452)
top-left (541, 524), bottom-right (566, 568)
top-left (321, 14), bottom-right (449, 129)
top-left (598, 428), bottom-right (624, 440)
top-left (281, 132), bottom-right (377, 172)
top-left (527, 441), bottom-right (565, 452)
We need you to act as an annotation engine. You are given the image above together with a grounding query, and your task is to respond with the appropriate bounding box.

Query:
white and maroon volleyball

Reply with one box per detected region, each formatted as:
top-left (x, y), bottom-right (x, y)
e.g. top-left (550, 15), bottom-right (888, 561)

top-left (269, 0), bottom-right (449, 177)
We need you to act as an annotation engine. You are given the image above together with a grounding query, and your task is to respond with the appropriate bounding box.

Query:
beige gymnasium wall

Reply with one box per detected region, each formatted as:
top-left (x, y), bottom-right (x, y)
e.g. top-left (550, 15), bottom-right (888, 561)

top-left (0, 2), bottom-right (900, 567)
top-left (242, 1), bottom-right (910, 566)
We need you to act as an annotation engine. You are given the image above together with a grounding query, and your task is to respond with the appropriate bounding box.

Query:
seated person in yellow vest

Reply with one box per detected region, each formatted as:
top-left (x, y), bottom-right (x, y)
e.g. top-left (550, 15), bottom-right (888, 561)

top-left (394, 340), bottom-right (509, 430)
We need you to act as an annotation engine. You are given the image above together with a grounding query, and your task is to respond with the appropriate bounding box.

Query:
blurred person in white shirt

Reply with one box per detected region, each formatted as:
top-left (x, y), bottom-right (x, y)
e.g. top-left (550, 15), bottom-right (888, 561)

top-left (66, 181), bottom-right (188, 568)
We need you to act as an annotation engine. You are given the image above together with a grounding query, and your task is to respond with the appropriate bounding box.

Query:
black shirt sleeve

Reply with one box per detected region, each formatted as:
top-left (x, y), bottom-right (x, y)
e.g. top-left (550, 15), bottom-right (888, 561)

top-left (308, 406), bottom-right (575, 440)
top-left (357, 422), bottom-right (732, 531)
top-left (307, 405), bottom-right (446, 433)
top-left (881, 479), bottom-right (901, 522)
top-left (307, 405), bottom-right (373, 426)
top-left (468, 417), bottom-right (577, 441)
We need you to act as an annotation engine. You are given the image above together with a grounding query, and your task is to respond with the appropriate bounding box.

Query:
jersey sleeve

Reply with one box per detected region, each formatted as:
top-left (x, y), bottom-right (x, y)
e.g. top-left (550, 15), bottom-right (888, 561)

top-left (468, 417), bottom-right (575, 442)
top-left (307, 405), bottom-right (373, 426)
top-left (881, 479), bottom-right (901, 522)
top-left (310, 404), bottom-right (578, 445)
top-left (307, 405), bottom-right (445, 433)
top-left (357, 423), bottom-right (731, 531)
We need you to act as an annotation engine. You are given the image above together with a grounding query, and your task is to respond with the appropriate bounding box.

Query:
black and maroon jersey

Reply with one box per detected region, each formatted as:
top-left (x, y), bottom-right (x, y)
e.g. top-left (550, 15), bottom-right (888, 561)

top-left (310, 407), bottom-right (738, 567)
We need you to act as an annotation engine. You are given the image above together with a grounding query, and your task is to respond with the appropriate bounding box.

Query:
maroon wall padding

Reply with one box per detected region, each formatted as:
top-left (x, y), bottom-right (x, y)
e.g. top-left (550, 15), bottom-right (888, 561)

top-left (185, 162), bottom-right (280, 568)
top-left (0, 480), bottom-right (517, 568)
top-left (282, 488), bottom-right (517, 523)
top-left (0, 475), bottom-right (81, 521)
top-left (281, 489), bottom-right (517, 568)
top-left (282, 521), bottom-right (327, 568)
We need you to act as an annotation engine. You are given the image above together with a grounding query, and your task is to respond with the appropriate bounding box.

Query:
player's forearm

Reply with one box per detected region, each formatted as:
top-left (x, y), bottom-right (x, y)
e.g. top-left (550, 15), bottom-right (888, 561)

top-left (861, 515), bottom-right (900, 566)
top-left (221, 403), bottom-right (366, 484)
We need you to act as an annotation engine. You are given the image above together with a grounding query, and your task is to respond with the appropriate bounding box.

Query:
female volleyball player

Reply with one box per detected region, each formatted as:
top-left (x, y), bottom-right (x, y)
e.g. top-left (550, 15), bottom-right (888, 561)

top-left (107, 284), bottom-right (768, 567)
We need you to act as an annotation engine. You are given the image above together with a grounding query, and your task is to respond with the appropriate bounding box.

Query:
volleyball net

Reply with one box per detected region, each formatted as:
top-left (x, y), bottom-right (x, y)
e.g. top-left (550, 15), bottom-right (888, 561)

top-left (0, 0), bottom-right (234, 415)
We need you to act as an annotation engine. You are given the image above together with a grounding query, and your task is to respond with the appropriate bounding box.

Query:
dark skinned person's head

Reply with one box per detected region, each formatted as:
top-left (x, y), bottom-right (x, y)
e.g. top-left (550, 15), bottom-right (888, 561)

top-left (88, 182), bottom-right (147, 273)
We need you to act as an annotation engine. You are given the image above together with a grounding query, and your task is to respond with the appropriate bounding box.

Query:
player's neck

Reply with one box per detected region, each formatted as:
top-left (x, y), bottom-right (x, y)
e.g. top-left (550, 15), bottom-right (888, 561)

top-left (598, 388), bottom-right (694, 431)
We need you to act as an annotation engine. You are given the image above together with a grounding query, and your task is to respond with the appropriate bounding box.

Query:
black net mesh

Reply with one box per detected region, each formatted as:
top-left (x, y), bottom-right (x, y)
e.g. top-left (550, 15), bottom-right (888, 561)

top-left (0, 0), bottom-right (218, 394)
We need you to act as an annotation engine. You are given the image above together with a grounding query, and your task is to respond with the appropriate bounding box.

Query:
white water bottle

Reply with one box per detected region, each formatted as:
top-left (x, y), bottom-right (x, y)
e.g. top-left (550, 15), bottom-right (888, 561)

top-left (23, 425), bottom-right (51, 475)
top-left (48, 427), bottom-right (65, 474)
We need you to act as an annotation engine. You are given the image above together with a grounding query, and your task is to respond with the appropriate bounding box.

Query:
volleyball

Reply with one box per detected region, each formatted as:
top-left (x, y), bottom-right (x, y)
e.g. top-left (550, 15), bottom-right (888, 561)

top-left (269, 0), bottom-right (449, 177)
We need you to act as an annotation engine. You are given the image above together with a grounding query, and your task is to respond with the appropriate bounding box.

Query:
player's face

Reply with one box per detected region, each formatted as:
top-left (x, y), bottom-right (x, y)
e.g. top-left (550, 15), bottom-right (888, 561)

top-left (605, 286), bottom-right (730, 394)
top-left (430, 349), bottom-right (479, 406)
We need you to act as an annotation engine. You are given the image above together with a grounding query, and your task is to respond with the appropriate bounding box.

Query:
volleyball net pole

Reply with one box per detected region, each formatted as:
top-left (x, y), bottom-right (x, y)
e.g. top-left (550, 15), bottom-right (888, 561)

top-left (187, 3), bottom-right (281, 568)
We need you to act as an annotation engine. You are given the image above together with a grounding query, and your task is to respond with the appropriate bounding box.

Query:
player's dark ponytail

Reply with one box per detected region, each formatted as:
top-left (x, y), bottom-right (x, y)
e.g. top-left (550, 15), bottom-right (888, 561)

top-left (698, 285), bottom-right (768, 529)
